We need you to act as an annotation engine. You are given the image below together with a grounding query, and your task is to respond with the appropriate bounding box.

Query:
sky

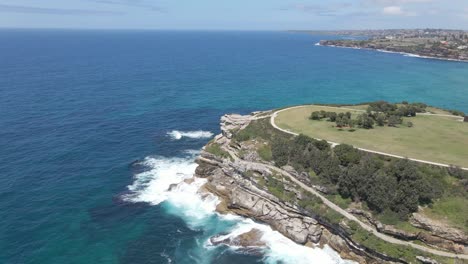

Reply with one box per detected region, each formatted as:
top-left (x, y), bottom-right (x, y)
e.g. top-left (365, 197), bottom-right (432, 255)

top-left (0, 0), bottom-right (467, 30)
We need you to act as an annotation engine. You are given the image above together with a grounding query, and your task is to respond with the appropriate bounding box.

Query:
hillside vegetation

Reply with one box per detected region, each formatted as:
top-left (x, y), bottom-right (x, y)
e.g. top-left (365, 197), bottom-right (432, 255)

top-left (275, 102), bottom-right (468, 167)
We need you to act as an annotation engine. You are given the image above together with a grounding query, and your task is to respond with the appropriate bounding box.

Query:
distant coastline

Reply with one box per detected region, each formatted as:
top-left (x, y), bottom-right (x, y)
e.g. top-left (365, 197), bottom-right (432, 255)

top-left (315, 40), bottom-right (468, 62)
top-left (316, 42), bottom-right (468, 63)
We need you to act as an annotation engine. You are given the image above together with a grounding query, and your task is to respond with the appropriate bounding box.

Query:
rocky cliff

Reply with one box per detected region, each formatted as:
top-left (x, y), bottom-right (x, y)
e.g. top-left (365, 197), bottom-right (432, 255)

top-left (192, 113), bottom-right (403, 263)
top-left (191, 112), bottom-right (465, 264)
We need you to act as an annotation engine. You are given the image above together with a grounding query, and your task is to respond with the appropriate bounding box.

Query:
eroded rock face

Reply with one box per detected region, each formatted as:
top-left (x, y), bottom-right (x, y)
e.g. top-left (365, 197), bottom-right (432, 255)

top-left (220, 114), bottom-right (257, 139)
top-left (229, 185), bottom-right (323, 244)
top-left (411, 213), bottom-right (468, 245)
top-left (197, 153), bottom-right (327, 245)
top-left (210, 228), bottom-right (267, 248)
top-left (196, 153), bottom-right (388, 263)
top-left (347, 209), bottom-right (420, 240)
top-left (196, 113), bottom-right (410, 263)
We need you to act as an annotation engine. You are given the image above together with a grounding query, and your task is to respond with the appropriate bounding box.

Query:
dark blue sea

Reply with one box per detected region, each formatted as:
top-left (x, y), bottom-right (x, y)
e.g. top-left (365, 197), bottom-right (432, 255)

top-left (1, 30), bottom-right (467, 264)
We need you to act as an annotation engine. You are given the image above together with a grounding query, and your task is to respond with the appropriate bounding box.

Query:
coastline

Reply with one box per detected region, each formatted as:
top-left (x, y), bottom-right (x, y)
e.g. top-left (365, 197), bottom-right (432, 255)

top-left (193, 111), bottom-right (468, 264)
top-left (315, 42), bottom-right (468, 63)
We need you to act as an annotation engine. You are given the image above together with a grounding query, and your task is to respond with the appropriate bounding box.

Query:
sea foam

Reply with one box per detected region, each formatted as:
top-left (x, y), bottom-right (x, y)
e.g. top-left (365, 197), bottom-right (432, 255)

top-left (124, 153), bottom-right (355, 263)
top-left (167, 130), bottom-right (214, 140)
top-left (212, 219), bottom-right (356, 264)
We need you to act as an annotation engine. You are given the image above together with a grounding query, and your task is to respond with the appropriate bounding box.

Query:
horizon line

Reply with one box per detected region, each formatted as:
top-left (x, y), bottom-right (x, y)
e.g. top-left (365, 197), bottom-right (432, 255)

top-left (1, 26), bottom-right (467, 32)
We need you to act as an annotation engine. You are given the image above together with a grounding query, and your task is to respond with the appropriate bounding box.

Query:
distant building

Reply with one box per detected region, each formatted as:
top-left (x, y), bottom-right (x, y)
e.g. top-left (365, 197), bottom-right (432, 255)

top-left (464, 116), bottom-right (468, 122)
top-left (457, 45), bottom-right (468, 50)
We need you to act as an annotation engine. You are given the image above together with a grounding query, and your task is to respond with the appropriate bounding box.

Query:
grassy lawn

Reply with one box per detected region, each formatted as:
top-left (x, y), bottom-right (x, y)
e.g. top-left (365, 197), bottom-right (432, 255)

top-left (275, 105), bottom-right (468, 168)
top-left (422, 197), bottom-right (468, 231)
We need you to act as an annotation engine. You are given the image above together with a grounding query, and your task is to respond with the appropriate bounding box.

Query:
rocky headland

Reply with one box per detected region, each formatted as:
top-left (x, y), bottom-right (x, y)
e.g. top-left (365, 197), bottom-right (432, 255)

top-left (179, 111), bottom-right (467, 264)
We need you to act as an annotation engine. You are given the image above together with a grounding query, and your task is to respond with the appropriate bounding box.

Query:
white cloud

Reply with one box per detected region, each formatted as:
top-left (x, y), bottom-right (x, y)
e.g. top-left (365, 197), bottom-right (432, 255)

top-left (383, 6), bottom-right (404, 15)
top-left (382, 5), bottom-right (418, 16)
top-left (364, 0), bottom-right (432, 6)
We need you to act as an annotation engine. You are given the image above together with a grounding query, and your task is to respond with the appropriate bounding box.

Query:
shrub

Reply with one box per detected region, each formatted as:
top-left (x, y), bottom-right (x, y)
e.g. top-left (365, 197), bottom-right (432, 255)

top-left (449, 110), bottom-right (465, 117)
top-left (257, 145), bottom-right (272, 161)
top-left (356, 113), bottom-right (374, 129)
top-left (376, 113), bottom-right (386, 126)
top-left (271, 137), bottom-right (290, 167)
top-left (388, 115), bottom-right (402, 127)
top-left (205, 143), bottom-right (231, 159)
top-left (447, 165), bottom-right (467, 179)
top-left (334, 144), bottom-right (361, 166)
top-left (310, 111), bottom-right (321, 120)
top-left (327, 112), bottom-right (337, 122)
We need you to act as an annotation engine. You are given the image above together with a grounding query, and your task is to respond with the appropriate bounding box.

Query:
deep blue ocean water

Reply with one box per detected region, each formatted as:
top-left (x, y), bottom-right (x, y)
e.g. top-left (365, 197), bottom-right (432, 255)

top-left (0, 30), bottom-right (467, 264)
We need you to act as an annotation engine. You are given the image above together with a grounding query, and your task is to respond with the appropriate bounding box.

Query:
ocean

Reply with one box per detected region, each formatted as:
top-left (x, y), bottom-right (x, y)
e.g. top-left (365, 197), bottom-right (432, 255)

top-left (0, 30), bottom-right (467, 264)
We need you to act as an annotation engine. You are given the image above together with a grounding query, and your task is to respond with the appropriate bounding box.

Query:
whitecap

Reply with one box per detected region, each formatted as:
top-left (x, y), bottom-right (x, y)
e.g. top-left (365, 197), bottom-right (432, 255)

top-left (124, 154), bottom-right (355, 263)
top-left (167, 130), bottom-right (214, 140)
top-left (210, 218), bottom-right (356, 264)
top-left (123, 156), bottom-right (198, 205)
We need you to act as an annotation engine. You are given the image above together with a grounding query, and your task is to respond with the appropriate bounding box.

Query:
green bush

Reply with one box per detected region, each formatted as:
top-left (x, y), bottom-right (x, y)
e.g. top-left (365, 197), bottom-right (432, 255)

top-left (205, 143), bottom-right (230, 159)
top-left (257, 145), bottom-right (272, 161)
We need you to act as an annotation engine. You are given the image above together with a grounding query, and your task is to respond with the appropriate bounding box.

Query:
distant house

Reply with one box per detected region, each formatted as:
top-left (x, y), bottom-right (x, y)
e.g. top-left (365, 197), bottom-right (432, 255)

top-left (458, 45), bottom-right (468, 50)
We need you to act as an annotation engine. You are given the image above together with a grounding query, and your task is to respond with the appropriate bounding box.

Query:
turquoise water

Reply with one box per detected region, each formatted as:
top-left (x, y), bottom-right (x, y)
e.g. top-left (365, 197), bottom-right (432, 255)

top-left (0, 30), bottom-right (467, 264)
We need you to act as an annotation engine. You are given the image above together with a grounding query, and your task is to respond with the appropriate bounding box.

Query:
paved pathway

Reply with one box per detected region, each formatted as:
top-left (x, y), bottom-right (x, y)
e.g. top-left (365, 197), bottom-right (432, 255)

top-left (221, 144), bottom-right (468, 260)
top-left (270, 106), bottom-right (468, 170)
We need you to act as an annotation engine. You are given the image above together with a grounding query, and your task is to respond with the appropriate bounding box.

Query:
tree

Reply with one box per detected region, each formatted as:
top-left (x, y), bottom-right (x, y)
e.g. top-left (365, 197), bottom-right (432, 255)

top-left (386, 159), bottom-right (423, 218)
top-left (368, 101), bottom-right (397, 113)
top-left (320, 110), bottom-right (327, 119)
top-left (366, 171), bottom-right (397, 212)
top-left (391, 183), bottom-right (419, 218)
top-left (313, 139), bottom-right (330, 151)
top-left (334, 144), bottom-right (361, 166)
top-left (319, 155), bottom-right (341, 184)
top-left (310, 111), bottom-right (321, 120)
top-left (327, 112), bottom-right (337, 122)
top-left (338, 155), bottom-right (383, 202)
top-left (376, 113), bottom-right (386, 126)
top-left (342, 116), bottom-right (351, 127)
top-left (356, 113), bottom-right (374, 129)
top-left (294, 134), bottom-right (314, 147)
top-left (407, 106), bottom-right (417, 117)
top-left (388, 115), bottom-right (402, 127)
top-left (335, 116), bottom-right (345, 128)
top-left (271, 137), bottom-right (290, 167)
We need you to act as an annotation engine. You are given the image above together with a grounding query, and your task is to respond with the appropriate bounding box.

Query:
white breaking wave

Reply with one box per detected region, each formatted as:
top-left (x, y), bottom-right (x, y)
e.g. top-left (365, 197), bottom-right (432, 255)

top-left (123, 154), bottom-right (219, 229)
top-left (123, 156), bottom-right (199, 205)
top-left (167, 130), bottom-right (214, 140)
top-left (124, 153), bottom-right (355, 263)
top-left (211, 219), bottom-right (356, 264)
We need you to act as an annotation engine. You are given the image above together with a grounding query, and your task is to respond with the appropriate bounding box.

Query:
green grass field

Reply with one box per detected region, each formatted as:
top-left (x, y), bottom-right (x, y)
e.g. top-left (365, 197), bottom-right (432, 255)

top-left (275, 105), bottom-right (468, 168)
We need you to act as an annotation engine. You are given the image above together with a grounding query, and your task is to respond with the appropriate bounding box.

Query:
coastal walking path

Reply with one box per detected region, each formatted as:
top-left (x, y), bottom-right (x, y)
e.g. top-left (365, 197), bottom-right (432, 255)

top-left (220, 143), bottom-right (468, 260)
top-left (269, 105), bottom-right (468, 171)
